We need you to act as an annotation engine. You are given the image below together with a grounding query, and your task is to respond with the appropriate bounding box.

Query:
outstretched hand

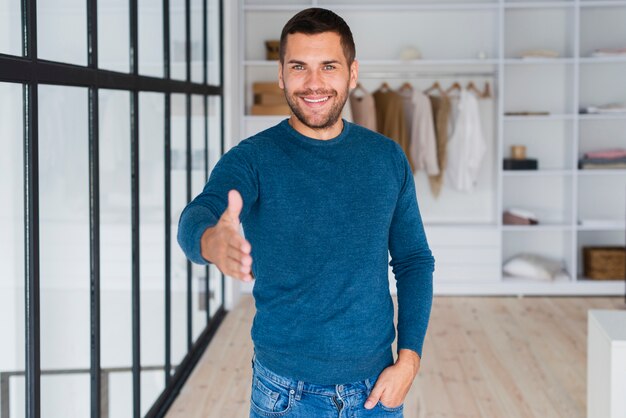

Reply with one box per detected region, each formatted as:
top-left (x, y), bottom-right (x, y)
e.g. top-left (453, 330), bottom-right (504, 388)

top-left (200, 189), bottom-right (254, 282)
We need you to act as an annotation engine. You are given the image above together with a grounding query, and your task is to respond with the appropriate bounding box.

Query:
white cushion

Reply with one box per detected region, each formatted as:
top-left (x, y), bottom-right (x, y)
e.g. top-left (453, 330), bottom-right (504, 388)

top-left (503, 253), bottom-right (564, 280)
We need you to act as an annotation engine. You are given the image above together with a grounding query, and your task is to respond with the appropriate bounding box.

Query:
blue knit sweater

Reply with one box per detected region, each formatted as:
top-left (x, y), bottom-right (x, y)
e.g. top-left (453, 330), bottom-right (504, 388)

top-left (178, 119), bottom-right (434, 384)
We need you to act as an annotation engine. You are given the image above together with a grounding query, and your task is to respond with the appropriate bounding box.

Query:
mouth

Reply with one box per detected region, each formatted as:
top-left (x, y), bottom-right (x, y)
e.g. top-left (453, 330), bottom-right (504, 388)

top-left (299, 94), bottom-right (333, 108)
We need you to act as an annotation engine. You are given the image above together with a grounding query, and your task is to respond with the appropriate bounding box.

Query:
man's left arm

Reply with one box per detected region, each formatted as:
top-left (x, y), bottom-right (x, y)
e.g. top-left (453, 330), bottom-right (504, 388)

top-left (364, 145), bottom-right (435, 410)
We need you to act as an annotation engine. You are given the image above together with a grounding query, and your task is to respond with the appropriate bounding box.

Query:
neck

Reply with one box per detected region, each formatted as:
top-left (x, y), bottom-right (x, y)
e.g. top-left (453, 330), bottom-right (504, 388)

top-left (288, 116), bottom-right (344, 140)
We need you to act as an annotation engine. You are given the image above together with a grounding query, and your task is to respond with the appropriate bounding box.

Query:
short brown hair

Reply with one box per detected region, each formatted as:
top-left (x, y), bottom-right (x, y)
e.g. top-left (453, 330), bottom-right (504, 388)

top-left (279, 8), bottom-right (356, 66)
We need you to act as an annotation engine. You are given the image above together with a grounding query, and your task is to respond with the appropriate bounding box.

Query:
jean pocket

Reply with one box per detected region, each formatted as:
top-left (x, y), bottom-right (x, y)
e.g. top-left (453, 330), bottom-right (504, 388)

top-left (250, 370), bottom-right (293, 416)
top-left (377, 400), bottom-right (404, 413)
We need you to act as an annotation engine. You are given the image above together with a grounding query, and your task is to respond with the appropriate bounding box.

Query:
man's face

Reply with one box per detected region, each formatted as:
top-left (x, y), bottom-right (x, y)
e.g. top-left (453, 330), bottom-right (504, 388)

top-left (279, 31), bottom-right (358, 132)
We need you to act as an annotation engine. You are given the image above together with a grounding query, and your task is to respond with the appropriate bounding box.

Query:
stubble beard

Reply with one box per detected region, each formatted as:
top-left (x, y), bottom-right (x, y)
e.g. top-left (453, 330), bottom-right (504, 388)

top-left (284, 84), bottom-right (349, 130)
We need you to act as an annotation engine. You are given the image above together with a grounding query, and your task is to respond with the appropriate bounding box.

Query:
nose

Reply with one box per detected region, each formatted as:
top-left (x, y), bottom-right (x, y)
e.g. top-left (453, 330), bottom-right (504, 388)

top-left (304, 69), bottom-right (323, 92)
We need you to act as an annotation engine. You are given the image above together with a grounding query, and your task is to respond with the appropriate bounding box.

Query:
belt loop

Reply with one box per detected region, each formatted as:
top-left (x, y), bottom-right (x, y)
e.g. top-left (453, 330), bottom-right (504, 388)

top-left (364, 377), bottom-right (372, 392)
top-left (295, 380), bottom-right (304, 401)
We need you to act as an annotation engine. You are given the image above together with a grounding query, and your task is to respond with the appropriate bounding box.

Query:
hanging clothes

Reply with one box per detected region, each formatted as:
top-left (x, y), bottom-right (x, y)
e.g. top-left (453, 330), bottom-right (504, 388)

top-left (398, 85), bottom-right (415, 135)
top-left (445, 89), bottom-right (486, 192)
top-left (407, 90), bottom-right (438, 176)
top-left (427, 94), bottom-right (452, 198)
top-left (349, 86), bottom-right (377, 132)
top-left (373, 87), bottom-right (412, 171)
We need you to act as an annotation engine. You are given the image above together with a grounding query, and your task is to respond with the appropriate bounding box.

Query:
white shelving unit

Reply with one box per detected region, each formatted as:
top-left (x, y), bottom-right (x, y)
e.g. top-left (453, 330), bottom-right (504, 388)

top-left (235, 0), bottom-right (626, 295)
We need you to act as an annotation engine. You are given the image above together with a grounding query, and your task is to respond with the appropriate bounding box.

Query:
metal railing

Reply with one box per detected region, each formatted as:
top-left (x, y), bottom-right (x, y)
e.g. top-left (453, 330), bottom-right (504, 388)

top-left (1, 365), bottom-right (164, 418)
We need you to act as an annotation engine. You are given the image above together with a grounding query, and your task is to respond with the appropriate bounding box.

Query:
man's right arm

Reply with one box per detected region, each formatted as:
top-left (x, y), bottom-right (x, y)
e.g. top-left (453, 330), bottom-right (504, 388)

top-left (177, 140), bottom-right (259, 281)
top-left (198, 190), bottom-right (254, 282)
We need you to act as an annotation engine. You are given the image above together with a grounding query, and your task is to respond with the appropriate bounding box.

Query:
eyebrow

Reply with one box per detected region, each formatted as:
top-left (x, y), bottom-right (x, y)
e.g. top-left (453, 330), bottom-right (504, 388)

top-left (286, 60), bottom-right (342, 65)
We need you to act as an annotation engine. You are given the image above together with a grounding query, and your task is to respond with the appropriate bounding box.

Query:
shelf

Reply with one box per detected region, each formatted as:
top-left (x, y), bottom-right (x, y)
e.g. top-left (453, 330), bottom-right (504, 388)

top-left (240, 0), bottom-right (625, 296)
top-left (502, 169), bottom-right (573, 176)
top-left (504, 1), bottom-right (575, 9)
top-left (502, 224), bottom-right (573, 231)
top-left (243, 59), bottom-right (500, 66)
top-left (244, 3), bottom-right (500, 12)
top-left (578, 224), bottom-right (626, 231)
top-left (578, 113), bottom-right (626, 120)
top-left (580, 0), bottom-right (626, 7)
top-left (579, 56), bottom-right (626, 64)
top-left (504, 114), bottom-right (574, 121)
top-left (504, 58), bottom-right (574, 65)
top-left (577, 169), bottom-right (626, 176)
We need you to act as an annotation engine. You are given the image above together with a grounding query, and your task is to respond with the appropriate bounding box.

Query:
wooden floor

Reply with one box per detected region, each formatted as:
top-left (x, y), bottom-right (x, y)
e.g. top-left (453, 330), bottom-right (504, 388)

top-left (166, 294), bottom-right (625, 418)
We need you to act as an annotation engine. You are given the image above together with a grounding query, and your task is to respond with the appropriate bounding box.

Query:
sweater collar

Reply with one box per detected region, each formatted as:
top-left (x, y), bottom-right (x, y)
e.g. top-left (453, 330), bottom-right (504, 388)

top-left (279, 118), bottom-right (350, 146)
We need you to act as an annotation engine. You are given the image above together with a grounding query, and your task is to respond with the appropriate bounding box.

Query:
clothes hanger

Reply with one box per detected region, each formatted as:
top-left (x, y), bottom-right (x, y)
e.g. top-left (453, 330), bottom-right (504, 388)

top-left (445, 81), bottom-right (462, 94)
top-left (482, 81), bottom-right (492, 99)
top-left (424, 81), bottom-right (445, 95)
top-left (466, 81), bottom-right (484, 98)
top-left (378, 81), bottom-right (391, 92)
top-left (351, 82), bottom-right (368, 98)
top-left (398, 81), bottom-right (413, 93)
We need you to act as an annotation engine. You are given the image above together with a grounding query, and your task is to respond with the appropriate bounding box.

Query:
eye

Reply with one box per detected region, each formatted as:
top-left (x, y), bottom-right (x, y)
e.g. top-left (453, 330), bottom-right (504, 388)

top-left (323, 64), bottom-right (336, 70)
top-left (291, 64), bottom-right (304, 70)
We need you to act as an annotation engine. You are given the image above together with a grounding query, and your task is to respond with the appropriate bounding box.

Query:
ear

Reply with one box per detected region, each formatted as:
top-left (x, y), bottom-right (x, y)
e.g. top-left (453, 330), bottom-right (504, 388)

top-left (278, 62), bottom-right (285, 90)
top-left (349, 59), bottom-right (359, 90)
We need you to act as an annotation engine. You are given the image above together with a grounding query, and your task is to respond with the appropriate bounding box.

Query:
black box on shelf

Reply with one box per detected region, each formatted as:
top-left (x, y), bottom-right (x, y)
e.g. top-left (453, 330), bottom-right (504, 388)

top-left (503, 158), bottom-right (538, 170)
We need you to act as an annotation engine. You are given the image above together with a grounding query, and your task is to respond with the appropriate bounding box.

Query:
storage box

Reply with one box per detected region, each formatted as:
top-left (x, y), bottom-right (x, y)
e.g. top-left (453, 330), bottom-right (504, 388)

top-left (583, 246), bottom-right (626, 280)
top-left (251, 104), bottom-right (291, 116)
top-left (503, 158), bottom-right (538, 170)
top-left (252, 82), bottom-right (282, 94)
top-left (254, 92), bottom-right (287, 106)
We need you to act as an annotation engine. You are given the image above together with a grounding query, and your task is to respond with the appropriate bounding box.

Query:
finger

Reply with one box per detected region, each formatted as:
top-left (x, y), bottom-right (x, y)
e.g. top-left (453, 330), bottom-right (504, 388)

top-left (228, 233), bottom-right (251, 254)
top-left (225, 255), bottom-right (253, 282)
top-left (226, 253), bottom-right (252, 273)
top-left (226, 245), bottom-right (252, 267)
top-left (225, 189), bottom-right (243, 223)
top-left (364, 384), bottom-right (385, 409)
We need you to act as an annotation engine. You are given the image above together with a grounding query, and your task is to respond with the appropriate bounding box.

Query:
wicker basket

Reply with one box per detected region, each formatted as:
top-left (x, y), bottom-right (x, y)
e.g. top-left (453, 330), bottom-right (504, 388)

top-left (583, 246), bottom-right (626, 280)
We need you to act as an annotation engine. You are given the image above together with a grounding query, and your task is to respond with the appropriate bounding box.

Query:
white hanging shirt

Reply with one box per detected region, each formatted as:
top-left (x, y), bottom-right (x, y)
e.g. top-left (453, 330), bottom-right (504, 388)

top-left (409, 90), bottom-right (439, 176)
top-left (445, 89), bottom-right (486, 192)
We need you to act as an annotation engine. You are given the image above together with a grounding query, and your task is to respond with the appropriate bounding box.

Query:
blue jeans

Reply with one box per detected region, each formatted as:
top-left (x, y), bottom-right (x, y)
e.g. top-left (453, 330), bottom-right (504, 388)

top-left (249, 353), bottom-right (404, 417)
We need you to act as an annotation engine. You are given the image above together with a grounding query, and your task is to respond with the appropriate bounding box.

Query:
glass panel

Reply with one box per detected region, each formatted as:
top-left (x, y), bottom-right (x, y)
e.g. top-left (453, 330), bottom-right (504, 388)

top-left (191, 95), bottom-right (206, 341)
top-left (109, 371), bottom-right (133, 418)
top-left (139, 92), bottom-right (166, 415)
top-left (207, 0), bottom-right (221, 85)
top-left (190, 0), bottom-right (203, 83)
top-left (0, 82), bottom-right (25, 418)
top-left (0, 1), bottom-right (22, 55)
top-left (170, 0), bottom-right (186, 80)
top-left (38, 0), bottom-right (87, 65)
top-left (99, 89), bottom-right (133, 417)
top-left (139, 0), bottom-right (164, 77)
top-left (207, 96), bottom-right (222, 318)
top-left (98, 0), bottom-right (130, 72)
top-left (38, 85), bottom-right (90, 417)
top-left (171, 93), bottom-right (188, 368)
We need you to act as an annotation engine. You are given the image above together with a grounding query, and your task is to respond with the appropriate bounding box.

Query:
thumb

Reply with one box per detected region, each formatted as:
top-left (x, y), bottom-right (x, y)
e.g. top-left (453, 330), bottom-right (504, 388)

top-left (225, 189), bottom-right (243, 223)
top-left (364, 384), bottom-right (384, 410)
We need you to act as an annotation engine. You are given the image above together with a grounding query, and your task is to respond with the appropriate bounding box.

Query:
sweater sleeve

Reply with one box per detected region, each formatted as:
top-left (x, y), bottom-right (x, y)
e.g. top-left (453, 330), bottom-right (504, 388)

top-left (177, 138), bottom-right (259, 265)
top-left (388, 144), bottom-right (435, 359)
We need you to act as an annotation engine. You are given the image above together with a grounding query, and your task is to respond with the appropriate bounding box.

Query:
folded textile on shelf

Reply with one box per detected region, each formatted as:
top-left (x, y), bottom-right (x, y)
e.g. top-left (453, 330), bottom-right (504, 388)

top-left (580, 102), bottom-right (626, 114)
top-left (519, 49), bottom-right (560, 59)
top-left (503, 211), bottom-right (539, 225)
top-left (591, 47), bottom-right (626, 57)
top-left (579, 156), bottom-right (626, 169)
top-left (584, 148), bottom-right (626, 160)
top-left (508, 207), bottom-right (538, 220)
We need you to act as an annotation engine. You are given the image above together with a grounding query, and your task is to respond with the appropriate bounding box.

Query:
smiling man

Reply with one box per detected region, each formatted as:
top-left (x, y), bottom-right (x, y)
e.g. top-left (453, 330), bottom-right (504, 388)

top-left (177, 8), bottom-right (434, 418)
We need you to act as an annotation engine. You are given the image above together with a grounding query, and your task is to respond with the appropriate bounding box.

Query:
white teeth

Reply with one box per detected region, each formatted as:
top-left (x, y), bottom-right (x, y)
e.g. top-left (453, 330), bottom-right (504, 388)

top-left (303, 97), bottom-right (329, 103)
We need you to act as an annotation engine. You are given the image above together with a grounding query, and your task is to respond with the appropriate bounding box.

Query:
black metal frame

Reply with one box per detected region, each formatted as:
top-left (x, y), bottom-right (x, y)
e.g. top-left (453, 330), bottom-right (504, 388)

top-left (0, 0), bottom-right (225, 417)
